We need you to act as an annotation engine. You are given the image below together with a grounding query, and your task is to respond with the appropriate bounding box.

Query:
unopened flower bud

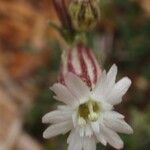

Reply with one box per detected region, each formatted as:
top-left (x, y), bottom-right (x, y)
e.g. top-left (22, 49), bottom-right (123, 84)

top-left (58, 43), bottom-right (101, 89)
top-left (69, 0), bottom-right (100, 31)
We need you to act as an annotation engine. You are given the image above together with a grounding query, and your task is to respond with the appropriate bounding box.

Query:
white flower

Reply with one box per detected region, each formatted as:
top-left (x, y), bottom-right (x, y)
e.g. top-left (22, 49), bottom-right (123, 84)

top-left (42, 64), bottom-right (133, 150)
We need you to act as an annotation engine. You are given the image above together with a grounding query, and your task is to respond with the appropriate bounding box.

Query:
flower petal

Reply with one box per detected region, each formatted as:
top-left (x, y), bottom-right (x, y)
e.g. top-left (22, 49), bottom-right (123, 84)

top-left (103, 111), bottom-right (125, 119)
top-left (91, 121), bottom-right (100, 133)
top-left (85, 125), bottom-right (93, 137)
top-left (103, 115), bottom-right (133, 134)
top-left (43, 121), bottom-right (73, 139)
top-left (79, 127), bottom-right (85, 137)
top-left (65, 73), bottom-right (90, 104)
top-left (67, 130), bottom-right (83, 150)
top-left (96, 130), bottom-right (107, 146)
top-left (101, 125), bottom-right (124, 149)
top-left (68, 129), bottom-right (96, 150)
top-left (95, 123), bottom-right (107, 146)
top-left (50, 83), bottom-right (78, 106)
top-left (96, 134), bottom-right (107, 146)
top-left (92, 64), bottom-right (117, 100)
top-left (106, 64), bottom-right (118, 90)
top-left (42, 110), bottom-right (72, 124)
top-left (92, 70), bottom-right (107, 100)
top-left (101, 101), bottom-right (113, 111)
top-left (106, 77), bottom-right (131, 105)
top-left (83, 136), bottom-right (96, 150)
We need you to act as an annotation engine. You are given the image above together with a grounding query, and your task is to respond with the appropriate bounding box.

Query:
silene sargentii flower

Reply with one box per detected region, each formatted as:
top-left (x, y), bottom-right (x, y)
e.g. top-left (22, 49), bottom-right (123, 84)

top-left (42, 44), bottom-right (133, 150)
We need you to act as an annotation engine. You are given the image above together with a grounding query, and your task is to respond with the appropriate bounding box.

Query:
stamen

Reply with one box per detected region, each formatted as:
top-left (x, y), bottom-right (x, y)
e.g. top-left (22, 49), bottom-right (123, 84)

top-left (88, 101), bottom-right (99, 121)
top-left (77, 100), bottom-right (100, 126)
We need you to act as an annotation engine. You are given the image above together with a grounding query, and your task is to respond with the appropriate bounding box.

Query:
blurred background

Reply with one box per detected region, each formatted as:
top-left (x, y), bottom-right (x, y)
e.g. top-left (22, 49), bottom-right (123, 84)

top-left (0, 0), bottom-right (149, 150)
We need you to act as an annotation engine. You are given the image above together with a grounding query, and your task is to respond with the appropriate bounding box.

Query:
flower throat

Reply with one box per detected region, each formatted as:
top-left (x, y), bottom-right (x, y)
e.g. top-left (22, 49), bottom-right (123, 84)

top-left (78, 100), bottom-right (100, 126)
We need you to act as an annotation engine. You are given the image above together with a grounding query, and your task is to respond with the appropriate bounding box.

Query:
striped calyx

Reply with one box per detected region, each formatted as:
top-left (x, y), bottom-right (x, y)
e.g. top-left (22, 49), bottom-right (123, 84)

top-left (58, 43), bottom-right (101, 89)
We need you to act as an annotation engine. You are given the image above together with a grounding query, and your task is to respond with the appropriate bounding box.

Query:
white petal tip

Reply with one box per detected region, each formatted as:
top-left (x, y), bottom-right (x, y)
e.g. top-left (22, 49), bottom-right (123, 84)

top-left (42, 116), bottom-right (48, 124)
top-left (42, 118), bottom-right (45, 123)
top-left (43, 131), bottom-right (49, 139)
top-left (116, 144), bottom-right (124, 150)
top-left (49, 86), bottom-right (52, 90)
top-left (103, 70), bottom-right (106, 74)
top-left (109, 142), bottom-right (124, 150)
top-left (49, 83), bottom-right (61, 91)
top-left (114, 141), bottom-right (124, 150)
top-left (127, 127), bottom-right (134, 134)
top-left (53, 95), bottom-right (57, 100)
top-left (49, 87), bottom-right (54, 92)
top-left (112, 64), bottom-right (117, 70)
top-left (103, 141), bottom-right (107, 146)
top-left (124, 77), bottom-right (132, 86)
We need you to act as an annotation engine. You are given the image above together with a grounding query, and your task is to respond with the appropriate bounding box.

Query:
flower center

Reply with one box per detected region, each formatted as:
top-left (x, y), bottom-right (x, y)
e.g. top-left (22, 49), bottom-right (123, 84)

top-left (77, 100), bottom-right (100, 126)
